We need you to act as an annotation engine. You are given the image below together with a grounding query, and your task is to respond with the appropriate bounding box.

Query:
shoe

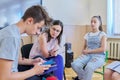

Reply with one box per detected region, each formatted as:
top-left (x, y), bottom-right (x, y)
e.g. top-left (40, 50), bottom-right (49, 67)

top-left (72, 76), bottom-right (79, 80)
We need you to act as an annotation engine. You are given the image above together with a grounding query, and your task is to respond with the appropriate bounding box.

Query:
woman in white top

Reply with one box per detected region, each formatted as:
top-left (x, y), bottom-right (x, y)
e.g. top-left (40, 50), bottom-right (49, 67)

top-left (29, 20), bottom-right (64, 80)
top-left (71, 16), bottom-right (107, 80)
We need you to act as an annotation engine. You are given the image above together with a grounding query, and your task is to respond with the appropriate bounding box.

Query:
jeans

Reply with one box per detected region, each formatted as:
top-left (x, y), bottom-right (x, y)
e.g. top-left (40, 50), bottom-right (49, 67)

top-left (71, 54), bottom-right (105, 80)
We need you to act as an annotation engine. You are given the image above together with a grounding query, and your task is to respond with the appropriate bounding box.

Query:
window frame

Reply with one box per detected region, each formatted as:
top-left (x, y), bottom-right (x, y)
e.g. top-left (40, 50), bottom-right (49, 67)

top-left (107, 0), bottom-right (120, 37)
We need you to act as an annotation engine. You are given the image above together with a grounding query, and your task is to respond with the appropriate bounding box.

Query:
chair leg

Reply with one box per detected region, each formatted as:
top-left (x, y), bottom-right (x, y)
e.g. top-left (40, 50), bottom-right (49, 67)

top-left (64, 68), bottom-right (66, 80)
top-left (94, 66), bottom-right (105, 80)
top-left (103, 66), bottom-right (105, 80)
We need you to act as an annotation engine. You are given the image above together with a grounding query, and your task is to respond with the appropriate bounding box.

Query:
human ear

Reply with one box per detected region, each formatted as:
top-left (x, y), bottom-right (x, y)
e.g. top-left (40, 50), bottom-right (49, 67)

top-left (27, 17), bottom-right (34, 24)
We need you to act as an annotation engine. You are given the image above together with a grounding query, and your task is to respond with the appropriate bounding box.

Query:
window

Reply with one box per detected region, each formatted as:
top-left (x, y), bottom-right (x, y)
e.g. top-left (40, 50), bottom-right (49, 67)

top-left (107, 0), bottom-right (120, 37)
top-left (0, 0), bottom-right (41, 30)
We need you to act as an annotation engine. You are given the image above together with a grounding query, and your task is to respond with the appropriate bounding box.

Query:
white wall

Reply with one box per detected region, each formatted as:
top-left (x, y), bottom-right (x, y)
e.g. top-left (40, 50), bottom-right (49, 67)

top-left (43, 0), bottom-right (89, 25)
top-left (0, 0), bottom-right (41, 28)
top-left (42, 0), bottom-right (107, 58)
top-left (42, 0), bottom-right (107, 25)
top-left (88, 0), bottom-right (107, 25)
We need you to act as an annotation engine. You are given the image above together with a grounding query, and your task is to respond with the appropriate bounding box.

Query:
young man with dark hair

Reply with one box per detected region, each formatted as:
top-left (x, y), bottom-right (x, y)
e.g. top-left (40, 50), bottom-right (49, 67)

top-left (0, 5), bottom-right (52, 80)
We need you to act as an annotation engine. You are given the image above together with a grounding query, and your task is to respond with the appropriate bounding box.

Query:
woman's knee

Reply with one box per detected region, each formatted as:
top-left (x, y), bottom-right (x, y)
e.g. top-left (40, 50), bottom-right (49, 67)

top-left (56, 55), bottom-right (63, 61)
top-left (55, 55), bottom-right (64, 68)
top-left (71, 61), bottom-right (81, 71)
top-left (71, 61), bottom-right (77, 67)
top-left (112, 72), bottom-right (120, 80)
top-left (85, 65), bottom-right (95, 72)
top-left (104, 68), bottom-right (113, 76)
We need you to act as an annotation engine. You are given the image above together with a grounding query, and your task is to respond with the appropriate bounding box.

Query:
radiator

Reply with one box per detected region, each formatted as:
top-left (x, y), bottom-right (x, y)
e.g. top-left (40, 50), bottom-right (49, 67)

top-left (107, 41), bottom-right (120, 60)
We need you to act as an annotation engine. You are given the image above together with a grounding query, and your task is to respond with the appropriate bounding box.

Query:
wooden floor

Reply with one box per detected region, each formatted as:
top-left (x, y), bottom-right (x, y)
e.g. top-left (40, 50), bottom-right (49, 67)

top-left (64, 60), bottom-right (114, 80)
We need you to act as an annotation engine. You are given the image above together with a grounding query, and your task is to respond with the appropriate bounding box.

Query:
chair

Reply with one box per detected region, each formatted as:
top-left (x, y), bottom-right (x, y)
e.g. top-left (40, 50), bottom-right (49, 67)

top-left (94, 51), bottom-right (108, 80)
top-left (72, 51), bottom-right (108, 80)
top-left (18, 43), bottom-right (33, 71)
top-left (18, 43), bottom-right (66, 80)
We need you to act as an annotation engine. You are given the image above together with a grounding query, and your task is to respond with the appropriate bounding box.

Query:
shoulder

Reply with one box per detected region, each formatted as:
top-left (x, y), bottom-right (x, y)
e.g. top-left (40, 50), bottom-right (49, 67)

top-left (100, 31), bottom-right (107, 37)
top-left (84, 32), bottom-right (90, 39)
top-left (100, 31), bottom-right (106, 35)
top-left (84, 32), bottom-right (90, 36)
top-left (0, 24), bottom-right (20, 39)
top-left (39, 32), bottom-right (47, 38)
top-left (38, 32), bottom-right (48, 42)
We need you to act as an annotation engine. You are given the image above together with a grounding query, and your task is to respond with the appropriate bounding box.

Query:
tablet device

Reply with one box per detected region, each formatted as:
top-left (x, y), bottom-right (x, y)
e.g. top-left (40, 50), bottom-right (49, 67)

top-left (39, 59), bottom-right (57, 76)
top-left (43, 59), bottom-right (55, 65)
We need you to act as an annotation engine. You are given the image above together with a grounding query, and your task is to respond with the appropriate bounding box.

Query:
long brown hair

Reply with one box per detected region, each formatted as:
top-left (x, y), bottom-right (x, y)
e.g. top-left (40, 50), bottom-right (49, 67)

top-left (47, 20), bottom-right (63, 45)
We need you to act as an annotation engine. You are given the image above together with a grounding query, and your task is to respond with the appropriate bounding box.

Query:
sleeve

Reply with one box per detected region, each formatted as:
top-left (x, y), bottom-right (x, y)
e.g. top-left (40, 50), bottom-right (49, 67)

top-left (100, 32), bottom-right (107, 39)
top-left (84, 33), bottom-right (89, 40)
top-left (0, 37), bottom-right (19, 60)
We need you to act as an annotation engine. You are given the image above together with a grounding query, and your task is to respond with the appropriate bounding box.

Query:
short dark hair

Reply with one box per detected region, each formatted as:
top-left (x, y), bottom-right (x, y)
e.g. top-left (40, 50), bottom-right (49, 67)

top-left (22, 5), bottom-right (52, 25)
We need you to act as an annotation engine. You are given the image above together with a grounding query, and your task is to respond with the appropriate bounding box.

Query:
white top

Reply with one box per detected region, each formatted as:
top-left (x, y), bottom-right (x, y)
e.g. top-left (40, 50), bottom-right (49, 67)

top-left (29, 37), bottom-right (58, 58)
top-left (84, 31), bottom-right (106, 40)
